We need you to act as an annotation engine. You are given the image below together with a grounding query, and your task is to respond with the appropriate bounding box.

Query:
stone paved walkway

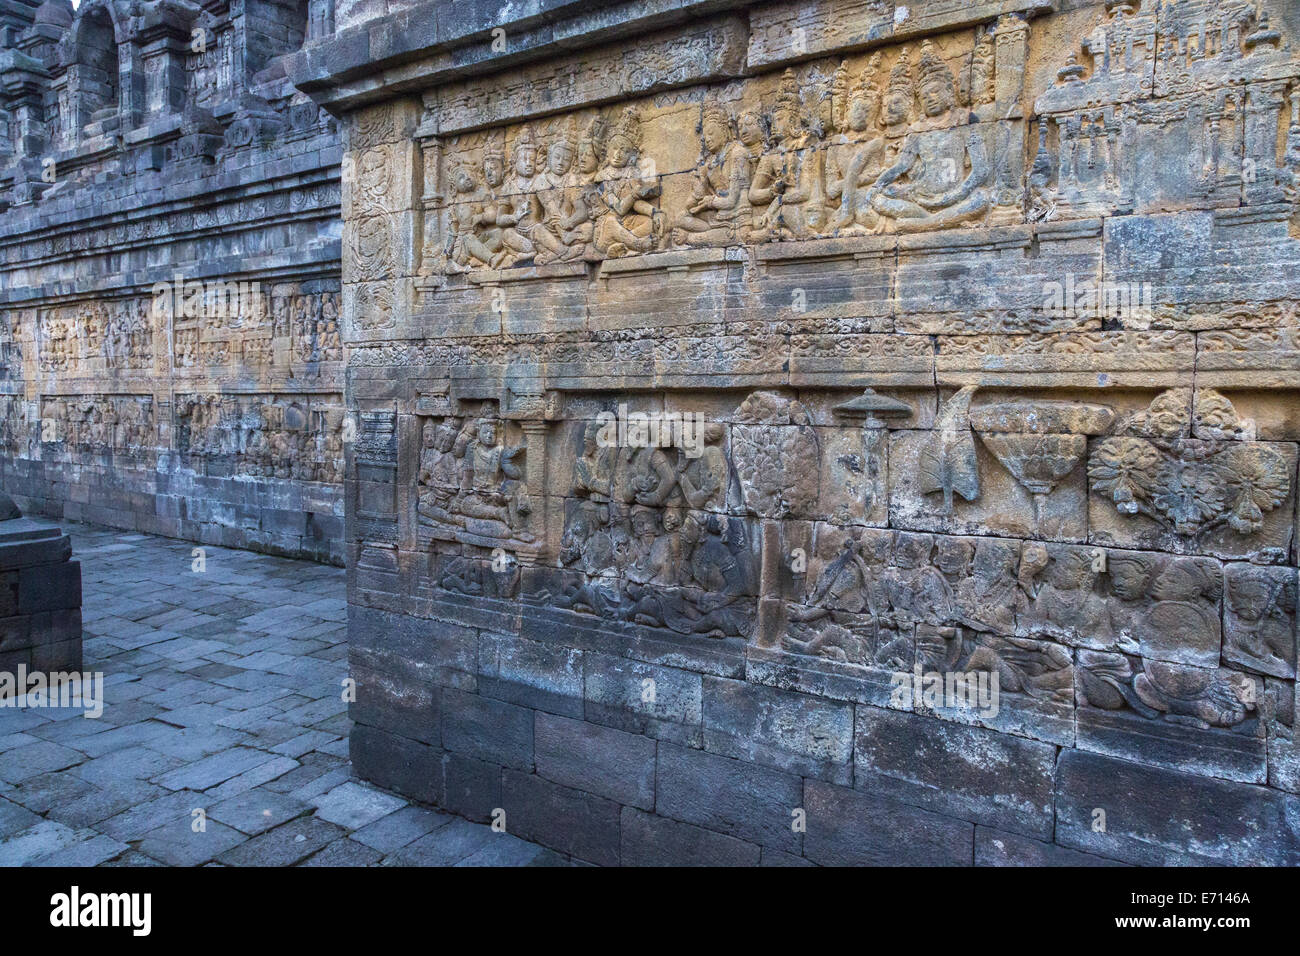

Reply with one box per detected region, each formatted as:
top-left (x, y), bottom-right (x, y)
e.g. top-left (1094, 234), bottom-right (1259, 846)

top-left (0, 523), bottom-right (567, 866)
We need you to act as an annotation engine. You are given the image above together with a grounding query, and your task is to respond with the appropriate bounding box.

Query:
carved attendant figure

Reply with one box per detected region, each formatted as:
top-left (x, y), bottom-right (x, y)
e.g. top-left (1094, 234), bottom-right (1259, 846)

top-left (417, 419), bottom-right (463, 528)
top-left (532, 124), bottom-right (585, 264)
top-left (671, 104), bottom-right (756, 247)
top-left (594, 107), bottom-right (662, 257)
top-left (826, 55), bottom-right (890, 235)
top-left (443, 160), bottom-right (506, 271)
top-left (454, 419), bottom-right (534, 541)
top-left (748, 70), bottom-right (817, 240)
top-left (477, 136), bottom-right (533, 266)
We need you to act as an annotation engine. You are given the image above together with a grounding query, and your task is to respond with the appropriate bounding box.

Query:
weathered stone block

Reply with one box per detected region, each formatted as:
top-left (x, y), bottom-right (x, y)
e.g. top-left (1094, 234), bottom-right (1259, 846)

top-left (16, 560), bottom-right (81, 614)
top-left (349, 604), bottom-right (477, 689)
top-left (583, 651), bottom-right (703, 748)
top-left (350, 722), bottom-right (442, 805)
top-left (853, 706), bottom-right (1056, 840)
top-left (620, 807), bottom-right (761, 867)
top-left (655, 743), bottom-right (803, 855)
top-left (974, 827), bottom-right (1126, 867)
top-left (803, 779), bottom-right (974, 866)
top-left (440, 688), bottom-right (535, 771)
top-left (477, 633), bottom-right (584, 718)
top-left (27, 0), bottom-right (1294, 868)
top-left (1075, 703), bottom-right (1266, 785)
top-left (349, 663), bottom-right (440, 745)
top-left (534, 712), bottom-right (656, 810)
top-left (500, 769), bottom-right (622, 866)
top-left (440, 752), bottom-right (502, 823)
top-left (702, 676), bottom-right (853, 784)
top-left (1055, 750), bottom-right (1300, 866)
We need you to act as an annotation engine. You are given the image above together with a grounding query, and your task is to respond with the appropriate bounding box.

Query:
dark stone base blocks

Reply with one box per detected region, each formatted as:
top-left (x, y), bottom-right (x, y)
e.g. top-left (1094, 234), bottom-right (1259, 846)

top-left (0, 512), bottom-right (82, 683)
top-left (347, 604), bottom-right (1296, 866)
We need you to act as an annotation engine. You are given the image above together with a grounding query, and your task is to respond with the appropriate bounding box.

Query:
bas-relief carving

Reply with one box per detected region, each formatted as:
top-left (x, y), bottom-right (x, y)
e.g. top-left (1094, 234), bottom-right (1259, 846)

top-left (176, 394), bottom-right (345, 483)
top-left (418, 22), bottom-right (1036, 279)
top-left (1032, 0), bottom-right (1300, 219)
top-left (39, 394), bottom-right (157, 459)
top-left (15, 277), bottom-right (344, 504)
top-left (1223, 563), bottom-right (1298, 678)
top-left (973, 398), bottom-right (1116, 525)
top-left (0, 396), bottom-right (31, 457)
top-left (1088, 388), bottom-right (1296, 556)
top-left (323, 0), bottom-right (1300, 795)
top-left (38, 300), bottom-right (155, 373)
top-left (416, 407), bottom-right (538, 554)
top-left (0, 0), bottom-right (344, 570)
top-left (27, 286), bottom-right (340, 379)
top-left (394, 382), bottom-right (1295, 752)
top-left (402, 0), bottom-right (1300, 285)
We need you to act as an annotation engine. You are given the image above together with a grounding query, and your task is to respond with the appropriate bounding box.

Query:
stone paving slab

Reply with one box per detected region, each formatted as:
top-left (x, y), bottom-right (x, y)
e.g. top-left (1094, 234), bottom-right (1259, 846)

top-left (0, 523), bottom-right (572, 867)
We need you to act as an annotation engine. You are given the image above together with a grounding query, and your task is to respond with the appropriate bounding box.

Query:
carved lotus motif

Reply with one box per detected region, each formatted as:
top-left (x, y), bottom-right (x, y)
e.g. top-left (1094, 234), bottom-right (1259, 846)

top-left (1089, 389), bottom-right (1292, 539)
top-left (1220, 443), bottom-right (1290, 535)
top-left (1092, 440), bottom-right (1291, 538)
top-left (1087, 436), bottom-right (1160, 515)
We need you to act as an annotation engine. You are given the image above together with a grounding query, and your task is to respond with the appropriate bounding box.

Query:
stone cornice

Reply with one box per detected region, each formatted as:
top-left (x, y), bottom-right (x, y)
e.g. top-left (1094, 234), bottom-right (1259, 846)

top-left (290, 0), bottom-right (1057, 112)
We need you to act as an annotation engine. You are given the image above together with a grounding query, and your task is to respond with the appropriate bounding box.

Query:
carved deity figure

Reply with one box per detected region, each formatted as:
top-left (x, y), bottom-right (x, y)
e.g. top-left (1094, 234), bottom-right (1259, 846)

top-left (671, 104), bottom-right (757, 247)
top-left (480, 135), bottom-right (535, 266)
top-left (531, 123), bottom-right (586, 264)
top-left (625, 505), bottom-right (684, 588)
top-left (613, 442), bottom-right (678, 523)
top-left (678, 515), bottom-right (753, 638)
top-left (552, 411), bottom-right (751, 639)
top-left (956, 539), bottom-right (1019, 635)
top-left (417, 419), bottom-right (464, 528)
top-left (451, 418), bottom-right (534, 541)
top-left (573, 419), bottom-right (617, 509)
top-left (825, 55), bottom-right (891, 235)
top-left (500, 125), bottom-right (540, 261)
top-left (861, 42), bottom-right (992, 232)
top-left (560, 500), bottom-right (620, 579)
top-left (886, 533), bottom-right (959, 670)
top-left (1020, 546), bottom-right (1111, 644)
top-left (784, 532), bottom-right (908, 669)
top-left (551, 116), bottom-right (608, 259)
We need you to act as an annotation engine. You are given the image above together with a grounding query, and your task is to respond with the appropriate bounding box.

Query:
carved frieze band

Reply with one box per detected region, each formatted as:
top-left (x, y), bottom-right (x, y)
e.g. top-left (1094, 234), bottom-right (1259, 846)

top-left (356, 1), bottom-right (1300, 287)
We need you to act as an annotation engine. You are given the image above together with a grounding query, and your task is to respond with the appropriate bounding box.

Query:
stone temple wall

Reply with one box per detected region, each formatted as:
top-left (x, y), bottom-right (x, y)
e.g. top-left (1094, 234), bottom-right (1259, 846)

top-left (0, 0), bottom-right (345, 563)
top-left (294, 0), bottom-right (1300, 864)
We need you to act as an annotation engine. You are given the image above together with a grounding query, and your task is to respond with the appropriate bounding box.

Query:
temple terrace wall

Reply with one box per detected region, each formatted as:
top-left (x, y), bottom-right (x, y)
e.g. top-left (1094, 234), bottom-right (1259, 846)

top-left (0, 0), bottom-right (344, 563)
top-left (6, 0), bottom-right (1300, 865)
top-left (293, 0), bottom-right (1300, 865)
